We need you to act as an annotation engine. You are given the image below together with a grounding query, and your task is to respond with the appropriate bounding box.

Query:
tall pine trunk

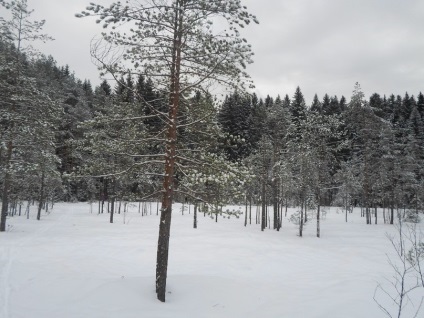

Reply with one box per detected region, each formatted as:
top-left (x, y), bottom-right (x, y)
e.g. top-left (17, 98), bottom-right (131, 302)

top-left (156, 2), bottom-right (183, 302)
top-left (1, 141), bottom-right (13, 232)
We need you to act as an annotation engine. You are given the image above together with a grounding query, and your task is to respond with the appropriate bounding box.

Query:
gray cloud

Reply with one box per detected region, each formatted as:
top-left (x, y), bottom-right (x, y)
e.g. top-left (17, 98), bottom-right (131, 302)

top-left (27, 0), bottom-right (424, 104)
top-left (243, 0), bottom-right (424, 102)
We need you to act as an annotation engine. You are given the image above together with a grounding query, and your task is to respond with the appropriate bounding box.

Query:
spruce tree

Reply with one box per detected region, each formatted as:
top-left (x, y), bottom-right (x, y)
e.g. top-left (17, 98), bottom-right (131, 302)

top-left (289, 86), bottom-right (307, 141)
top-left (416, 92), bottom-right (424, 119)
top-left (339, 96), bottom-right (347, 112)
top-left (402, 92), bottom-right (415, 121)
top-left (310, 94), bottom-right (321, 113)
top-left (345, 83), bottom-right (384, 224)
top-left (248, 96), bottom-right (267, 149)
top-left (321, 93), bottom-right (331, 115)
top-left (218, 92), bottom-right (253, 161)
top-left (328, 96), bottom-right (341, 115)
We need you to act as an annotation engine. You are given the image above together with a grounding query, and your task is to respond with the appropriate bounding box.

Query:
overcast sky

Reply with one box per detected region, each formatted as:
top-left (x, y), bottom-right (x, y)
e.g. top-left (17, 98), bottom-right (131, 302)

top-left (24, 0), bottom-right (424, 104)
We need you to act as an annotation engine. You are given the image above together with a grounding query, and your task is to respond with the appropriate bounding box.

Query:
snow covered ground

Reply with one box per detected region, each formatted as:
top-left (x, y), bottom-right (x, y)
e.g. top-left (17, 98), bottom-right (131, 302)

top-left (1, 202), bottom-right (423, 318)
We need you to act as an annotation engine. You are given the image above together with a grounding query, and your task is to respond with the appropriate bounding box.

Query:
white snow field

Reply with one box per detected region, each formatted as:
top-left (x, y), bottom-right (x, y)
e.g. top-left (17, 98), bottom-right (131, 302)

top-left (1, 202), bottom-right (423, 318)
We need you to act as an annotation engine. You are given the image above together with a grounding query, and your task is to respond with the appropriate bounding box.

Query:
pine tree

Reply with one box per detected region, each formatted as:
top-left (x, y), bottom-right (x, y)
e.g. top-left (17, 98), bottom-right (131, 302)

top-left (78, 0), bottom-right (258, 301)
top-left (0, 0), bottom-right (55, 231)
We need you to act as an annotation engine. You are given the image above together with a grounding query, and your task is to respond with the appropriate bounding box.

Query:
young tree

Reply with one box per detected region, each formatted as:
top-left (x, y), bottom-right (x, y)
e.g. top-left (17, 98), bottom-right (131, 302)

top-left (267, 95), bottom-right (291, 230)
top-left (78, 0), bottom-right (258, 302)
top-left (0, 0), bottom-right (55, 231)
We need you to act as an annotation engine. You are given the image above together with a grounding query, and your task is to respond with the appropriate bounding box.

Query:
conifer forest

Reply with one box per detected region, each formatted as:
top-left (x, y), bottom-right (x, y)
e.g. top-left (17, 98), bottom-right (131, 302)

top-left (1, 0), bottom-right (424, 317)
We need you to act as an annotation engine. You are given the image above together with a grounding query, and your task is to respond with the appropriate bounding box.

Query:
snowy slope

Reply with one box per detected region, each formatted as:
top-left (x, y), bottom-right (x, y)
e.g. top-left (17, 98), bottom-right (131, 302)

top-left (0, 203), bottom-right (421, 318)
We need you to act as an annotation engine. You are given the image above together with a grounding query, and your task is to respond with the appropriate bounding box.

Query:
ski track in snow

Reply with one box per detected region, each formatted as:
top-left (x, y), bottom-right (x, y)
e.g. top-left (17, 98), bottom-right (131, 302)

top-left (0, 247), bottom-right (11, 318)
top-left (0, 209), bottom-right (69, 318)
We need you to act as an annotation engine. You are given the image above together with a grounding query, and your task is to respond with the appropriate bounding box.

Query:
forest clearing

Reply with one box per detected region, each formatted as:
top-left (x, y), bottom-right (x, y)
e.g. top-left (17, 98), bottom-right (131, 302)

top-left (1, 202), bottom-right (423, 318)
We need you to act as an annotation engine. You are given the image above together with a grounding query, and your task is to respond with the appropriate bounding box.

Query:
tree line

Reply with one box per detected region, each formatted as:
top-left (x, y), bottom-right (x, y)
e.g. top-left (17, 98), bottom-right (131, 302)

top-left (1, 6), bottom-right (423, 234)
top-left (2, 28), bottom-right (423, 231)
top-left (219, 85), bottom-right (424, 236)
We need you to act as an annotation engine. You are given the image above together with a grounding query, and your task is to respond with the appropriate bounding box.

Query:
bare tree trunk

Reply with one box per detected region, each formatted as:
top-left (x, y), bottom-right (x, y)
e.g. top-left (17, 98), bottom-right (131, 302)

top-left (156, 2), bottom-right (183, 302)
top-left (383, 203), bottom-right (386, 224)
top-left (249, 196), bottom-right (252, 225)
top-left (261, 181), bottom-right (266, 231)
top-left (285, 198), bottom-right (288, 217)
top-left (317, 190), bottom-right (321, 238)
top-left (317, 204), bottom-right (321, 238)
top-left (304, 201), bottom-right (308, 224)
top-left (244, 196), bottom-right (248, 227)
top-left (110, 197), bottom-right (115, 223)
top-left (299, 199), bottom-right (304, 237)
top-left (375, 206), bottom-right (377, 224)
top-left (268, 207), bottom-right (270, 229)
top-left (1, 141), bottom-right (13, 232)
top-left (273, 179), bottom-right (278, 230)
top-left (193, 203), bottom-right (197, 229)
top-left (345, 192), bottom-right (348, 222)
top-left (101, 181), bottom-right (105, 214)
top-left (1, 174), bottom-right (10, 231)
top-left (36, 170), bottom-right (45, 221)
top-left (110, 179), bottom-right (115, 223)
top-left (26, 201), bottom-right (30, 219)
